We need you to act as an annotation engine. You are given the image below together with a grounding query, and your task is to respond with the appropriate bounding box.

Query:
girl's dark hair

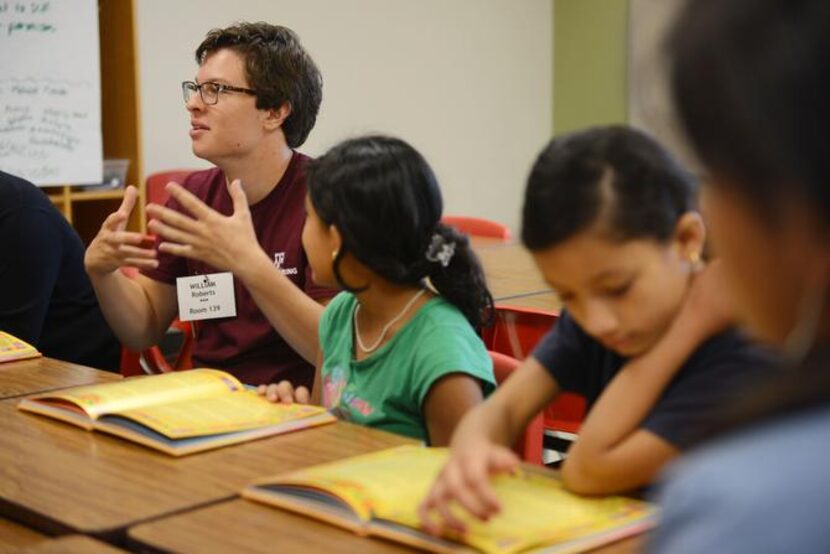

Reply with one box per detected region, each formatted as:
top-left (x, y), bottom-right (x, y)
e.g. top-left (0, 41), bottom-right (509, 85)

top-left (196, 22), bottom-right (322, 148)
top-left (521, 125), bottom-right (696, 251)
top-left (668, 0), bottom-right (830, 436)
top-left (307, 135), bottom-right (493, 328)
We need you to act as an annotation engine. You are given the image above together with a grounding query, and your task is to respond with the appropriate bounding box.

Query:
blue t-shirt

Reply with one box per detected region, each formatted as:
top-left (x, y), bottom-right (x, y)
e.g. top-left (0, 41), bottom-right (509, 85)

top-left (649, 404), bottom-right (830, 553)
top-left (532, 310), bottom-right (775, 449)
top-left (318, 292), bottom-right (495, 443)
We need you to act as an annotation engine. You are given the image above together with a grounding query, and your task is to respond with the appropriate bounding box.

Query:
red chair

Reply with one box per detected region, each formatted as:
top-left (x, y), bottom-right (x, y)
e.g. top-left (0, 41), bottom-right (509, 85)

top-left (119, 319), bottom-right (194, 376)
top-left (118, 169), bottom-right (200, 376)
top-left (442, 216), bottom-right (512, 241)
top-left (144, 169), bottom-right (197, 228)
top-left (482, 305), bottom-right (587, 450)
top-left (118, 266), bottom-right (195, 376)
top-left (145, 169), bottom-right (196, 207)
top-left (482, 305), bottom-right (558, 360)
top-left (490, 350), bottom-right (544, 465)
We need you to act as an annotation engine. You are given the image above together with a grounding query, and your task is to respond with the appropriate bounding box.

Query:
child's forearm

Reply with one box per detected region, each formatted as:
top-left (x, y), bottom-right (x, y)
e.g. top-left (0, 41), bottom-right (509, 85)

top-left (238, 252), bottom-right (324, 365)
top-left (451, 388), bottom-right (542, 453)
top-left (452, 359), bottom-right (559, 450)
top-left (562, 314), bottom-right (702, 492)
top-left (451, 396), bottom-right (515, 449)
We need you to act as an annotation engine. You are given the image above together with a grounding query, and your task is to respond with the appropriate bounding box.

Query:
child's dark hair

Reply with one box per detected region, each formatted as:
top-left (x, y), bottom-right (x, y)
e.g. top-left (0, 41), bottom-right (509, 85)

top-left (196, 22), bottom-right (322, 148)
top-left (307, 135), bottom-right (494, 328)
top-left (521, 125), bottom-right (696, 251)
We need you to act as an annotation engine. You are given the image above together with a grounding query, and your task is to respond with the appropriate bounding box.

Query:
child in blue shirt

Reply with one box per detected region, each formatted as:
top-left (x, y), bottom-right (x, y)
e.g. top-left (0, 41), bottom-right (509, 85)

top-left (419, 126), bottom-right (774, 533)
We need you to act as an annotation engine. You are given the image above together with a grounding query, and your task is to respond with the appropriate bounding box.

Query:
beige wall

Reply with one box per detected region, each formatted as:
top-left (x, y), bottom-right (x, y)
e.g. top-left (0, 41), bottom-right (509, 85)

top-left (135, 0), bottom-right (553, 231)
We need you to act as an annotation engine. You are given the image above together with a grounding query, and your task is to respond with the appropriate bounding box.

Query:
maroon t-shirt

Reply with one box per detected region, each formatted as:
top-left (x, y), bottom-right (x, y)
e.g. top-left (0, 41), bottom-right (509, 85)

top-left (142, 152), bottom-right (334, 386)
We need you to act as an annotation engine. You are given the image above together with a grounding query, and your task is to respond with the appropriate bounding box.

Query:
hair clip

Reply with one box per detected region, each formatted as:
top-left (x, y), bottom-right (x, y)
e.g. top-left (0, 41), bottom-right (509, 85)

top-left (425, 234), bottom-right (456, 267)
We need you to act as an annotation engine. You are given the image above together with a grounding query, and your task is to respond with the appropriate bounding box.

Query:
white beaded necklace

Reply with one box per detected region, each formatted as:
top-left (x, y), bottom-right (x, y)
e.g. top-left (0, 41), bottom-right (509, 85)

top-left (353, 289), bottom-right (427, 353)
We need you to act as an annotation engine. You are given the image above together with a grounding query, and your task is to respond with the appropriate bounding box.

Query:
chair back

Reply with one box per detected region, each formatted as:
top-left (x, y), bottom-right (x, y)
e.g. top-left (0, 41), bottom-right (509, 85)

top-left (483, 305), bottom-right (586, 436)
top-left (145, 170), bottom-right (197, 215)
top-left (482, 304), bottom-right (557, 360)
top-left (120, 320), bottom-right (194, 376)
top-left (442, 215), bottom-right (512, 241)
top-left (489, 350), bottom-right (544, 465)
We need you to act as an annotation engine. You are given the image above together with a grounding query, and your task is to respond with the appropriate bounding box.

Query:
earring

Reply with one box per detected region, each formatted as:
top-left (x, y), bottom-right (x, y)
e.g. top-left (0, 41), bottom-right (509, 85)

top-left (331, 250), bottom-right (338, 261)
top-left (688, 250), bottom-right (703, 272)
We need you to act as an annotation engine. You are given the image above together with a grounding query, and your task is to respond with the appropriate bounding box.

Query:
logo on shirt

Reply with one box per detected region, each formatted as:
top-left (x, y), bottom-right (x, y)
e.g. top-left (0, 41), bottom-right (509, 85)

top-left (273, 251), bottom-right (298, 276)
top-left (324, 364), bottom-right (375, 418)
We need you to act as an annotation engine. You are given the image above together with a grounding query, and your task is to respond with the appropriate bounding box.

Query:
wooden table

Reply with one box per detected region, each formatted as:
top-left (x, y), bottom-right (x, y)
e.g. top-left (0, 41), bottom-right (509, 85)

top-left (0, 392), bottom-right (414, 543)
top-left (495, 291), bottom-right (561, 312)
top-left (1, 516), bottom-right (126, 553)
top-left (15, 535), bottom-right (126, 553)
top-left (129, 498), bottom-right (420, 553)
top-left (471, 239), bottom-right (561, 312)
top-left (0, 357), bottom-right (121, 400)
top-left (474, 242), bottom-right (551, 301)
top-left (128, 497), bottom-right (646, 553)
top-left (0, 517), bottom-right (48, 552)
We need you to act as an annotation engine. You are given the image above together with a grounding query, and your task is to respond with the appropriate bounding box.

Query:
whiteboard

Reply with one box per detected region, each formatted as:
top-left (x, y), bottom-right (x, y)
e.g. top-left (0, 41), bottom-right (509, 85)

top-left (0, 0), bottom-right (102, 186)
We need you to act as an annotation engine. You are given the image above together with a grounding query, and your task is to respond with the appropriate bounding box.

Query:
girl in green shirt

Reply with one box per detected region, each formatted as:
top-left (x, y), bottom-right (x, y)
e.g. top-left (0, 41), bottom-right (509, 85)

top-left (260, 135), bottom-right (495, 445)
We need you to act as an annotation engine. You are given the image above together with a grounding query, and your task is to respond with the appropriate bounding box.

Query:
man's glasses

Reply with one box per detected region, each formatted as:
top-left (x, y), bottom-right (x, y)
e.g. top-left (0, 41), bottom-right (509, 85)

top-left (182, 81), bottom-right (257, 105)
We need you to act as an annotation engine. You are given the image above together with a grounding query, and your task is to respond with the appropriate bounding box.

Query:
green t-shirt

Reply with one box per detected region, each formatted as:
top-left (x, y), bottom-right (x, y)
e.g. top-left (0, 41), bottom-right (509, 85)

top-left (318, 292), bottom-right (495, 443)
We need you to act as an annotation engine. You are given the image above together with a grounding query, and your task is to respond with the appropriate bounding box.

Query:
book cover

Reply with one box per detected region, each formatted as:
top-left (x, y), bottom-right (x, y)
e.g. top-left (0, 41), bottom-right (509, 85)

top-left (18, 369), bottom-right (336, 455)
top-left (243, 445), bottom-right (657, 554)
top-left (0, 331), bottom-right (41, 363)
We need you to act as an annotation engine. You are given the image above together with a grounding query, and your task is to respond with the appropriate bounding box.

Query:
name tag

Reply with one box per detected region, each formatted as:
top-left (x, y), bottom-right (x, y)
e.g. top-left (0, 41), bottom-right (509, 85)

top-left (176, 272), bottom-right (237, 321)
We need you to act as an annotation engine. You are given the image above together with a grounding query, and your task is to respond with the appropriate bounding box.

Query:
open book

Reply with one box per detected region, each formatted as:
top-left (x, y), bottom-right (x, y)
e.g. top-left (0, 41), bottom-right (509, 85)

top-left (243, 445), bottom-right (657, 554)
top-left (18, 369), bottom-right (335, 456)
top-left (0, 331), bottom-right (41, 363)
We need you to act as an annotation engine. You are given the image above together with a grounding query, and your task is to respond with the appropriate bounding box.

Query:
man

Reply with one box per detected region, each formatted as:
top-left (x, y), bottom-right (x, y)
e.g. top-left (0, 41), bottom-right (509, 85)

top-left (85, 23), bottom-right (332, 386)
top-left (1, 170), bottom-right (120, 370)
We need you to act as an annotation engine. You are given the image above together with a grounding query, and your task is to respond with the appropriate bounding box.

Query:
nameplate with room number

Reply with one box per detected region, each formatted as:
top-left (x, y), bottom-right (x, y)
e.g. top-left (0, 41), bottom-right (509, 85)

top-left (176, 272), bottom-right (237, 321)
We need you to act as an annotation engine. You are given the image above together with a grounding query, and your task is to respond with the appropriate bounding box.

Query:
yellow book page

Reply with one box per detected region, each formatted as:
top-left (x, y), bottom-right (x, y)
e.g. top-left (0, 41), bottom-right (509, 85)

top-left (38, 368), bottom-right (243, 419)
top-left (265, 446), bottom-right (655, 554)
top-left (112, 391), bottom-right (331, 438)
top-left (0, 331), bottom-right (41, 362)
top-left (263, 445), bottom-right (440, 521)
top-left (382, 469), bottom-right (654, 554)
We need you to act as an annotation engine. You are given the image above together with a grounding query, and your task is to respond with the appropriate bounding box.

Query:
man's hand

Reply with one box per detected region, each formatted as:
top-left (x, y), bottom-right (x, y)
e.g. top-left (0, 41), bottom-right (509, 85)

top-left (146, 179), bottom-right (264, 274)
top-left (85, 186), bottom-right (156, 275)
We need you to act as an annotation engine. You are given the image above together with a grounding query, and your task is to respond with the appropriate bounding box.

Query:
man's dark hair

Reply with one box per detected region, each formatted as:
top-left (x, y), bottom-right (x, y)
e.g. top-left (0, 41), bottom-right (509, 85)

top-left (196, 22), bottom-right (322, 148)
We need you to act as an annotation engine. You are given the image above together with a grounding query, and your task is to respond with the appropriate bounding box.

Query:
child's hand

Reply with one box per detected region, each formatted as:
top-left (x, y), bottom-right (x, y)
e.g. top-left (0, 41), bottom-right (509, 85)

top-left (678, 259), bottom-right (740, 340)
top-left (417, 438), bottom-right (519, 536)
top-left (257, 381), bottom-right (311, 404)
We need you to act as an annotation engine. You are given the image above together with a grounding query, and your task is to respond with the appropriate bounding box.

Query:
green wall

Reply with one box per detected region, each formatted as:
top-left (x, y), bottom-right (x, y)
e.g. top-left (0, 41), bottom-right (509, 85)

top-left (553, 0), bottom-right (629, 135)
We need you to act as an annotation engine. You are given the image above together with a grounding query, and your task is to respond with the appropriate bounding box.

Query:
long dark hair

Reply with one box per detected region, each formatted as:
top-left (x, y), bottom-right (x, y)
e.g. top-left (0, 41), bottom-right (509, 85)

top-left (521, 125), bottom-right (696, 252)
top-left (669, 0), bottom-right (830, 431)
top-left (306, 135), bottom-right (493, 328)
